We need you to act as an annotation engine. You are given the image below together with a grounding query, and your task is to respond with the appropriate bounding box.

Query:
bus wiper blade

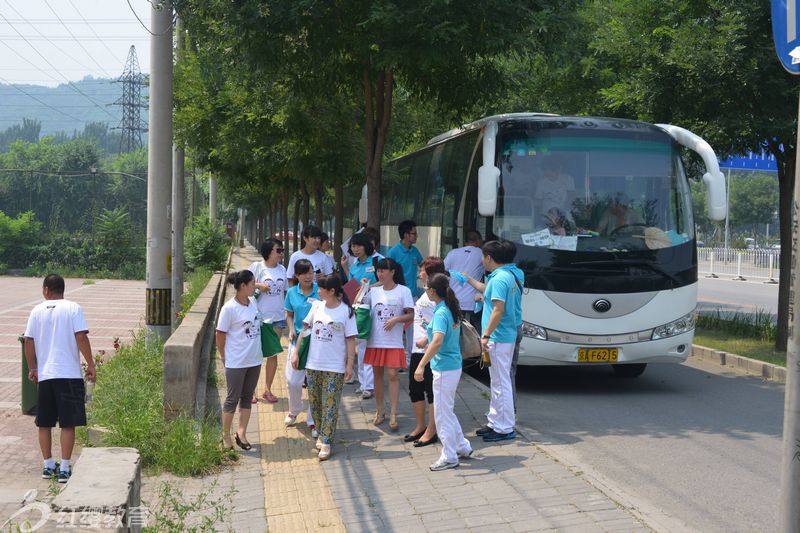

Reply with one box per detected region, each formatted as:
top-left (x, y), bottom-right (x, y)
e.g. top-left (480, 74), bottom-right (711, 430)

top-left (570, 259), bottom-right (681, 284)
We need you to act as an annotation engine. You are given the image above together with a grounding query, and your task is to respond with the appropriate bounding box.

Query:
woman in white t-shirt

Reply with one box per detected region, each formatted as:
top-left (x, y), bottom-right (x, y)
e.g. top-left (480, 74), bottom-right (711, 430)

top-left (292, 274), bottom-right (357, 460)
top-left (405, 256), bottom-right (446, 447)
top-left (248, 238), bottom-right (288, 404)
top-left (215, 270), bottom-right (263, 451)
top-left (364, 258), bottom-right (414, 432)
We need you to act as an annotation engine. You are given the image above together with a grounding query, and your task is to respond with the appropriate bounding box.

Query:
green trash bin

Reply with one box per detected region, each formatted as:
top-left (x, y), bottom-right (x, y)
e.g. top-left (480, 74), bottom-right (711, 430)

top-left (19, 335), bottom-right (36, 415)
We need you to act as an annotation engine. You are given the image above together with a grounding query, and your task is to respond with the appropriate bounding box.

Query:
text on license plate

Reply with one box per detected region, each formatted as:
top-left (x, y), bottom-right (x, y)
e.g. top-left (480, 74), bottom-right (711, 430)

top-left (577, 348), bottom-right (619, 363)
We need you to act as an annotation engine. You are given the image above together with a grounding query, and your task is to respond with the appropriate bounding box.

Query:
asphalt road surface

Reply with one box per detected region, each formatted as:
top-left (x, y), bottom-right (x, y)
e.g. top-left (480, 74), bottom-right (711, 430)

top-left (697, 277), bottom-right (778, 316)
top-left (496, 358), bottom-right (783, 532)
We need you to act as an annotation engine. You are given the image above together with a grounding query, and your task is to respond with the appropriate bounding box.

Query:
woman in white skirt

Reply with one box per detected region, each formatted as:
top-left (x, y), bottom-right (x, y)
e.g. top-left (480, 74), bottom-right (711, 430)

top-left (413, 273), bottom-right (473, 471)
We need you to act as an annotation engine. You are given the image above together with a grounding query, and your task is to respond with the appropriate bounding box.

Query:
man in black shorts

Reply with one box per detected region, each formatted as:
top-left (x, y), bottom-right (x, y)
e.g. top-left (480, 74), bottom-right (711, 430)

top-left (24, 274), bottom-right (96, 483)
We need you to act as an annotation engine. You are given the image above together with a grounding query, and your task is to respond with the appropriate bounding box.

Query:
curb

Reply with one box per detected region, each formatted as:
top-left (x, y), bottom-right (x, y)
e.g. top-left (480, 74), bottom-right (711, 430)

top-left (690, 344), bottom-right (785, 384)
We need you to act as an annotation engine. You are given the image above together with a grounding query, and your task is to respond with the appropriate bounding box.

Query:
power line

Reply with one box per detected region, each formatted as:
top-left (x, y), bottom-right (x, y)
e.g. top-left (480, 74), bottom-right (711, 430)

top-left (2, 0), bottom-right (97, 75)
top-left (43, 0), bottom-right (115, 78)
top-left (67, 0), bottom-right (126, 64)
top-left (0, 75), bottom-right (83, 122)
top-left (126, 0), bottom-right (173, 36)
top-left (0, 12), bottom-right (118, 121)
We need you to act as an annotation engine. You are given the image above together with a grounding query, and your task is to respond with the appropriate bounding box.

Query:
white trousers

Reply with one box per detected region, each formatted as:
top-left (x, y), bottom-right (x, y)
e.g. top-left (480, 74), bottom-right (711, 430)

top-left (433, 368), bottom-right (471, 464)
top-left (356, 340), bottom-right (374, 391)
top-left (487, 341), bottom-right (515, 434)
top-left (285, 342), bottom-right (314, 426)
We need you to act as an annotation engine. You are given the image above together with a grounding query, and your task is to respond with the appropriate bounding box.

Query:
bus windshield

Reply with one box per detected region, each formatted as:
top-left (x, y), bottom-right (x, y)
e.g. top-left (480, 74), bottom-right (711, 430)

top-left (494, 127), bottom-right (694, 253)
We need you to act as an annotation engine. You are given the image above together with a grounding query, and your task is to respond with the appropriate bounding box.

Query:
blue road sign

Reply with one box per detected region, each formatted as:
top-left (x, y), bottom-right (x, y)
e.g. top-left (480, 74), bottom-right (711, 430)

top-left (772, 0), bottom-right (800, 74)
top-left (719, 150), bottom-right (778, 172)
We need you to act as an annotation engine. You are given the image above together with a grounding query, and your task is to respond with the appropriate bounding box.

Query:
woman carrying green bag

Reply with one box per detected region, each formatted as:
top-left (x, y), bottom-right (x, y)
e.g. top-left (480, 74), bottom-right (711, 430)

top-left (248, 238), bottom-right (287, 404)
top-left (283, 259), bottom-right (318, 436)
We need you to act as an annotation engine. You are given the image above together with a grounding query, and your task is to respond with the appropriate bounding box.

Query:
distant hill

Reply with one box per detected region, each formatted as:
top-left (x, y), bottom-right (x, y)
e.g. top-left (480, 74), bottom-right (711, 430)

top-left (0, 76), bottom-right (149, 138)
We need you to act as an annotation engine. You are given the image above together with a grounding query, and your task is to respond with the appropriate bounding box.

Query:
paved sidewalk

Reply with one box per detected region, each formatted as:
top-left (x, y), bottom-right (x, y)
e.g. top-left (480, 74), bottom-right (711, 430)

top-left (216, 245), bottom-right (652, 532)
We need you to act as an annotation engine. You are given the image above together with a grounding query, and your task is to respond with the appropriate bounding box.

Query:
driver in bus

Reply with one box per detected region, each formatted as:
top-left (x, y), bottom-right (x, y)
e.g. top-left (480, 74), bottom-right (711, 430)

top-left (596, 193), bottom-right (644, 236)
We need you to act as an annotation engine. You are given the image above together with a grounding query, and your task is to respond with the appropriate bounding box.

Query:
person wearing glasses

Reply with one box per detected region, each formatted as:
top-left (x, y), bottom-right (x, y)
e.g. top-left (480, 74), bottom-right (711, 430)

top-left (414, 273), bottom-right (473, 471)
top-left (249, 238), bottom-right (287, 404)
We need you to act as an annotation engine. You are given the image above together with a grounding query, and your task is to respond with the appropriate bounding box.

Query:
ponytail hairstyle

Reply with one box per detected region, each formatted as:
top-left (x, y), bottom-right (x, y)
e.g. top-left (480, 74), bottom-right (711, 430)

top-left (375, 257), bottom-right (405, 286)
top-left (317, 274), bottom-right (354, 317)
top-left (293, 258), bottom-right (314, 280)
top-left (428, 273), bottom-right (462, 323)
top-left (226, 269), bottom-right (255, 291)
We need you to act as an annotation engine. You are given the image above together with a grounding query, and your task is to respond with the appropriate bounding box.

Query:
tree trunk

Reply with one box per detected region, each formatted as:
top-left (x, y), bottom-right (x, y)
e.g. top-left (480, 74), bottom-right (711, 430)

top-left (776, 149), bottom-right (795, 352)
top-left (301, 183), bottom-right (310, 229)
top-left (258, 208), bottom-right (265, 244)
top-left (335, 183), bottom-right (344, 263)
top-left (268, 204), bottom-right (275, 241)
top-left (315, 183), bottom-right (324, 227)
top-left (293, 192), bottom-right (301, 252)
top-left (363, 65), bottom-right (394, 229)
top-left (281, 194), bottom-right (290, 266)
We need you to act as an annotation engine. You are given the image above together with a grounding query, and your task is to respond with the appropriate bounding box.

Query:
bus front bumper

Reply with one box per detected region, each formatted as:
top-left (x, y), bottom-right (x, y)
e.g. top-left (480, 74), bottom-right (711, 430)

top-left (516, 330), bottom-right (694, 366)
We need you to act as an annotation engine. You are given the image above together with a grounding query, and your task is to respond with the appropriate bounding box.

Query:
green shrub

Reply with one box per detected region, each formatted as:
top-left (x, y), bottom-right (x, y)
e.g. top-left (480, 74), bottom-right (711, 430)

top-left (86, 330), bottom-right (232, 475)
top-left (0, 210), bottom-right (41, 266)
top-left (696, 308), bottom-right (777, 342)
top-left (185, 216), bottom-right (228, 272)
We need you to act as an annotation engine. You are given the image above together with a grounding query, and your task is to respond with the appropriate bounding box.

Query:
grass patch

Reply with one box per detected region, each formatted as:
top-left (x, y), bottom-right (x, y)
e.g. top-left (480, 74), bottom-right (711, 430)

top-left (694, 328), bottom-right (786, 367)
top-left (177, 267), bottom-right (214, 322)
top-left (696, 308), bottom-right (776, 342)
top-left (83, 329), bottom-right (235, 475)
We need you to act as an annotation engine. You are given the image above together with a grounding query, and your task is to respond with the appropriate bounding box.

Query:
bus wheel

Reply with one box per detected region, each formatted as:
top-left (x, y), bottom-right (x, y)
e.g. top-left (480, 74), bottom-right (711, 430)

top-left (612, 363), bottom-right (647, 378)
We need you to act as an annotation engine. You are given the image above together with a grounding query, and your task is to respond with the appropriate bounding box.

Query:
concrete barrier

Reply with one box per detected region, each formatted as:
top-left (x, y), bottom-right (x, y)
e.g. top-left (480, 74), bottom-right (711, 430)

top-left (163, 270), bottom-right (226, 420)
top-left (49, 448), bottom-right (141, 532)
top-left (690, 344), bottom-right (786, 384)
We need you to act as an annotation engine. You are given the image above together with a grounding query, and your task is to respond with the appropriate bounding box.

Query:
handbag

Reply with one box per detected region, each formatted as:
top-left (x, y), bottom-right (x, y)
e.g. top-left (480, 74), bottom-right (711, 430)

top-left (459, 318), bottom-right (482, 359)
top-left (297, 329), bottom-right (311, 370)
top-left (353, 280), bottom-right (372, 341)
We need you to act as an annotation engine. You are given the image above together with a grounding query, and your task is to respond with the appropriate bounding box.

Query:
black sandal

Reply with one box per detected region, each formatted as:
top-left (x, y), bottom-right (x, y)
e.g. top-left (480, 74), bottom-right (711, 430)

top-left (235, 433), bottom-right (252, 451)
top-left (403, 430), bottom-right (425, 443)
top-left (413, 435), bottom-right (439, 447)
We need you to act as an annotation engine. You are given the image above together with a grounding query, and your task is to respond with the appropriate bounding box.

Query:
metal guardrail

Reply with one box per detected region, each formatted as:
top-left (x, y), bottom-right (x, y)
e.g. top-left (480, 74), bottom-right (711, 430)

top-left (698, 247), bottom-right (780, 283)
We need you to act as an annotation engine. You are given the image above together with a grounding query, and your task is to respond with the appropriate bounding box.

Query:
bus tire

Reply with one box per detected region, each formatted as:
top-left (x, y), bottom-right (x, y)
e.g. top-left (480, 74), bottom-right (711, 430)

top-left (612, 363), bottom-right (647, 378)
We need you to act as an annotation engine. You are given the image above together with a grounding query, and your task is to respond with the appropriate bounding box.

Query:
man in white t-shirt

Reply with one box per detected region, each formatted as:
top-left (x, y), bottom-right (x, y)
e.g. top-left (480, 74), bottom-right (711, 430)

top-left (444, 230), bottom-right (484, 329)
top-left (287, 225), bottom-right (334, 285)
top-left (24, 274), bottom-right (96, 483)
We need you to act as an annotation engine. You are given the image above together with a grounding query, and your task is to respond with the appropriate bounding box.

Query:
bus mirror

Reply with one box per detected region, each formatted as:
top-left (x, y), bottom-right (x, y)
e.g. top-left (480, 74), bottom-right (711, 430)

top-left (703, 170), bottom-right (727, 221)
top-left (358, 184), bottom-right (368, 224)
top-left (478, 165), bottom-right (501, 216)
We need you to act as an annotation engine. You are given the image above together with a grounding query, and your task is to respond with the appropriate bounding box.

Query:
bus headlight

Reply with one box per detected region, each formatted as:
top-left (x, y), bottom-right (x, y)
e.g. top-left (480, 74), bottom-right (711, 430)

top-left (651, 311), bottom-right (696, 340)
top-left (522, 321), bottom-right (547, 340)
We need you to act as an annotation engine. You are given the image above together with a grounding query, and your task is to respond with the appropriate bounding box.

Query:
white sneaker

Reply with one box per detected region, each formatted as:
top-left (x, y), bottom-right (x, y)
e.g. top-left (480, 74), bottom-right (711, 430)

top-left (309, 425), bottom-right (318, 438)
top-left (284, 414), bottom-right (297, 427)
top-left (457, 449), bottom-right (474, 460)
top-left (318, 444), bottom-right (331, 461)
top-left (429, 459), bottom-right (459, 471)
top-left (361, 390), bottom-right (374, 400)
top-left (354, 386), bottom-right (363, 394)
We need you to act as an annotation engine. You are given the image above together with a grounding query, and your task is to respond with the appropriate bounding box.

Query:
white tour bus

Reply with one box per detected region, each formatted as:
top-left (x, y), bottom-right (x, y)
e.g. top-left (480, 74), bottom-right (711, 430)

top-left (366, 113), bottom-right (726, 377)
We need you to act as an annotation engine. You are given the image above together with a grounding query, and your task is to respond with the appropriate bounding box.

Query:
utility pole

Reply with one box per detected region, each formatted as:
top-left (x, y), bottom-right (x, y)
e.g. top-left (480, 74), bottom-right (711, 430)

top-left (171, 15), bottom-right (186, 329)
top-left (209, 176), bottom-right (217, 224)
top-left (145, 0), bottom-right (173, 342)
top-left (781, 88), bottom-right (800, 533)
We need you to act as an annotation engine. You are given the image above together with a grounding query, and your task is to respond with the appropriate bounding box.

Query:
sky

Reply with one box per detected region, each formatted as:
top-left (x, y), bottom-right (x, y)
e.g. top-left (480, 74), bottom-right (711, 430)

top-left (0, 0), bottom-right (152, 87)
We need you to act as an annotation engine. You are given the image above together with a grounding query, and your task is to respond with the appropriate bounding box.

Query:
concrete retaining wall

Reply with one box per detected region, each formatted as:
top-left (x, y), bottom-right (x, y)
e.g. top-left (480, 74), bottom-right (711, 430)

top-left (163, 271), bottom-right (225, 420)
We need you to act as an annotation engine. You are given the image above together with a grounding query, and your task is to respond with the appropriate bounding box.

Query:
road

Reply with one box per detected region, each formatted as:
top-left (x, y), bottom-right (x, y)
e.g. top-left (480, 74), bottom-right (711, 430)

top-left (498, 358), bottom-right (782, 532)
top-left (697, 277), bottom-right (778, 316)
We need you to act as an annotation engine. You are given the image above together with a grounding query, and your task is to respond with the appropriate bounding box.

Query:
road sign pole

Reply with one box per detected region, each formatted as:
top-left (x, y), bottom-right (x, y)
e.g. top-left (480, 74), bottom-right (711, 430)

top-left (781, 85), bottom-right (800, 533)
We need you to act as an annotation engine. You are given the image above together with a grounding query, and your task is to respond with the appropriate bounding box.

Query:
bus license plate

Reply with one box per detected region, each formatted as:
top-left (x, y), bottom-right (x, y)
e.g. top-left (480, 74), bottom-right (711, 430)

top-left (578, 348), bottom-right (619, 363)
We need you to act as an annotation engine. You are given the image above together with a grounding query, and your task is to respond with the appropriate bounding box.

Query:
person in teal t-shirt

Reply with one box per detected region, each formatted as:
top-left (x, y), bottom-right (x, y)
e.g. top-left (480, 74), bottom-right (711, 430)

top-left (476, 240), bottom-right (522, 443)
top-left (414, 273), bottom-right (472, 471)
top-left (387, 220), bottom-right (423, 298)
top-left (283, 259), bottom-right (319, 434)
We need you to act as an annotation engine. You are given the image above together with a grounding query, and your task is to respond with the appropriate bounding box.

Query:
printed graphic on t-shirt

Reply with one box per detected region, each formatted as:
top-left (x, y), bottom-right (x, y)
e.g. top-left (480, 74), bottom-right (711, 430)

top-left (313, 320), bottom-right (340, 343)
top-left (243, 320), bottom-right (260, 339)
top-left (374, 302), bottom-right (399, 327)
top-left (262, 277), bottom-right (285, 296)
